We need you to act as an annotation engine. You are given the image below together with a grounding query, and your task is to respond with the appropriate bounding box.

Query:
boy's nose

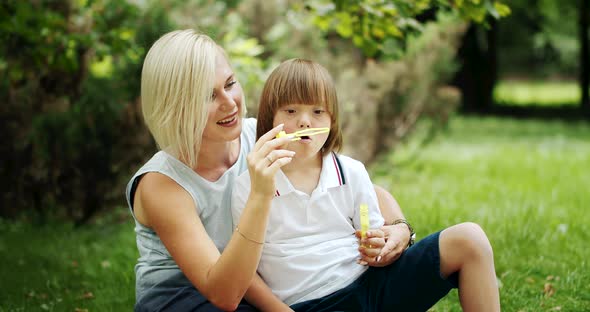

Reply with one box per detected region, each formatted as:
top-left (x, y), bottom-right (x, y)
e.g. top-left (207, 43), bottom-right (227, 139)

top-left (298, 114), bottom-right (311, 128)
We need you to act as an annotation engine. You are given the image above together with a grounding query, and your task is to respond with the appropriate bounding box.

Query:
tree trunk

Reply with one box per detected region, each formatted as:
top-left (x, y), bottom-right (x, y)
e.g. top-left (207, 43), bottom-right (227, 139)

top-left (453, 21), bottom-right (498, 113)
top-left (486, 18), bottom-right (498, 111)
top-left (580, 0), bottom-right (589, 114)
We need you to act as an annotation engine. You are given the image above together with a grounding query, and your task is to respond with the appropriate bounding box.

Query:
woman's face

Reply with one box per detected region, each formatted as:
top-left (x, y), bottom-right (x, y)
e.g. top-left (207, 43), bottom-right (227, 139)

top-left (201, 51), bottom-right (244, 143)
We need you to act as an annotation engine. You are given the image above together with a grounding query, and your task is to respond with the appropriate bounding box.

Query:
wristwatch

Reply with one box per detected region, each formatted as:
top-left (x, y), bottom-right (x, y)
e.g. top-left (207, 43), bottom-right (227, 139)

top-left (391, 219), bottom-right (416, 248)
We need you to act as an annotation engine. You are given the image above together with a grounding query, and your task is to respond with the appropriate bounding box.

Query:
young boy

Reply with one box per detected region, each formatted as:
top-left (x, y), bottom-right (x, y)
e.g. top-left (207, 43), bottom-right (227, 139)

top-left (232, 59), bottom-right (384, 307)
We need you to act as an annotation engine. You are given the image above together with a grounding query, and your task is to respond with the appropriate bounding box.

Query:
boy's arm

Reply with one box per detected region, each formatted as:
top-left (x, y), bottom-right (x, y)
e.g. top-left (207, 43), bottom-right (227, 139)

top-left (244, 274), bottom-right (293, 312)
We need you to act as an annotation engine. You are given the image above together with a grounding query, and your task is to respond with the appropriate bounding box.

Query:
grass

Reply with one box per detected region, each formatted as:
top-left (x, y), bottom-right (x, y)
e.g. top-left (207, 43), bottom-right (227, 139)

top-left (1, 115), bottom-right (589, 311)
top-left (371, 116), bottom-right (590, 311)
top-left (494, 80), bottom-right (582, 107)
top-left (0, 212), bottom-right (136, 311)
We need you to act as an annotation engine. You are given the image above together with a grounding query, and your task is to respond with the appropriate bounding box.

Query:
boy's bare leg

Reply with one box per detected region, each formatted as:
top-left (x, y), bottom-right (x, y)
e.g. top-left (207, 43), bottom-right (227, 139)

top-left (439, 222), bottom-right (501, 312)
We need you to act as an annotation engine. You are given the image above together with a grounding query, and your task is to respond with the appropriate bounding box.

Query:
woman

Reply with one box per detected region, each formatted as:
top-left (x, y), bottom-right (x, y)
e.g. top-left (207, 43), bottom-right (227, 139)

top-left (126, 29), bottom-right (409, 311)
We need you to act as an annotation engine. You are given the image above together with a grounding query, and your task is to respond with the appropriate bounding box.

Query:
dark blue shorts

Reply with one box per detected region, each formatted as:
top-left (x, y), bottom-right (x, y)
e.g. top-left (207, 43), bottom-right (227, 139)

top-left (290, 231), bottom-right (458, 312)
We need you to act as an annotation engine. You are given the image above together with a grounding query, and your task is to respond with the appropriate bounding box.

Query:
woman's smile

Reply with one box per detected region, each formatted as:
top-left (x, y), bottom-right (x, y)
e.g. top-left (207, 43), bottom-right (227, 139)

top-left (217, 112), bottom-right (238, 126)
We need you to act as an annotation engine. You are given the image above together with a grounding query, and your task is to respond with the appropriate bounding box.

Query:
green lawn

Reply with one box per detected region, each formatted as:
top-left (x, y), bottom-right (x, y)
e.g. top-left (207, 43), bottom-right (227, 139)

top-left (494, 80), bottom-right (582, 107)
top-left (371, 116), bottom-right (590, 311)
top-left (2, 116), bottom-right (589, 311)
top-left (0, 212), bottom-right (136, 311)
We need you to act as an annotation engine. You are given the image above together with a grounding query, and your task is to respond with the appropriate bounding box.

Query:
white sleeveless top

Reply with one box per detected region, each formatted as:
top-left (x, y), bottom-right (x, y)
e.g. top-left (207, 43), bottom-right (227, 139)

top-left (125, 118), bottom-right (257, 303)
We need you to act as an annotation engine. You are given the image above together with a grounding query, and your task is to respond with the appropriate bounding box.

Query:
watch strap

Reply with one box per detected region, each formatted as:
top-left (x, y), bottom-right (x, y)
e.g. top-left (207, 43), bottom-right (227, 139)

top-left (391, 219), bottom-right (415, 248)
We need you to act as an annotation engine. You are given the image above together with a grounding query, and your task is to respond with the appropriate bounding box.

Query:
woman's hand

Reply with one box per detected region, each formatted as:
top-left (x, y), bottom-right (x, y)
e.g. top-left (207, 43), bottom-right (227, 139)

top-left (247, 124), bottom-right (295, 198)
top-left (355, 223), bottom-right (411, 267)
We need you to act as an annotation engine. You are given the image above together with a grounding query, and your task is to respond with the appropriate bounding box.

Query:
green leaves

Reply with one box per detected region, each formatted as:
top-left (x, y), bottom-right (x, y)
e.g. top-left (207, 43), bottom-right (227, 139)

top-left (300, 0), bottom-right (510, 58)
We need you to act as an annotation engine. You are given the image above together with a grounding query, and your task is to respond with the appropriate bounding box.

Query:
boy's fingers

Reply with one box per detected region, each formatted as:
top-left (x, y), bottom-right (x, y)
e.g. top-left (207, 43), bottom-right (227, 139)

top-left (366, 229), bottom-right (384, 238)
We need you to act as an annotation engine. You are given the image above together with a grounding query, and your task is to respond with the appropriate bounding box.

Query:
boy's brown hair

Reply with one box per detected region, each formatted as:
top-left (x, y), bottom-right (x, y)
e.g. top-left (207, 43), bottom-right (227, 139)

top-left (256, 58), bottom-right (342, 155)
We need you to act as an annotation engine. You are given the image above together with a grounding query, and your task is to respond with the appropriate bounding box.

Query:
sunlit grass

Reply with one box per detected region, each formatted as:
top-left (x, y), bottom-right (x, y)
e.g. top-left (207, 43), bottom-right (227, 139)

top-left (494, 80), bottom-right (581, 107)
top-left (371, 116), bottom-right (590, 311)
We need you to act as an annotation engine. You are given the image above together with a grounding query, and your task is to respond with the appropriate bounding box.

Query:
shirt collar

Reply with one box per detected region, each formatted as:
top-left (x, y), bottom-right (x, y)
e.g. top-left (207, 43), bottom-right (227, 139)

top-left (274, 152), bottom-right (345, 197)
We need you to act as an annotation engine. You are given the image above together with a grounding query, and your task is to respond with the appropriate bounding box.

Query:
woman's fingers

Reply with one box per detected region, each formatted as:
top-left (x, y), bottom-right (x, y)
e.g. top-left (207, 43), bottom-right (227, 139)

top-left (264, 150), bottom-right (295, 165)
top-left (247, 124), bottom-right (297, 197)
top-left (253, 124), bottom-right (293, 158)
top-left (254, 123), bottom-right (284, 151)
top-left (256, 136), bottom-right (293, 162)
top-left (265, 152), bottom-right (294, 174)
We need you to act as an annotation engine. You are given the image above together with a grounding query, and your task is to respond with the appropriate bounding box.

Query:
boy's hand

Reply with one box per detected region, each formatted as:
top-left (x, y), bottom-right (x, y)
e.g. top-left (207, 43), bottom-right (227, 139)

top-left (355, 229), bottom-right (385, 266)
top-left (356, 224), bottom-right (410, 267)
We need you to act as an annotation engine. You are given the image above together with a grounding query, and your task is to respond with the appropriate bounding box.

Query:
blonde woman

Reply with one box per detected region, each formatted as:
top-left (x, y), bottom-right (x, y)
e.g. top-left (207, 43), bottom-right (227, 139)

top-left (126, 30), bottom-right (411, 311)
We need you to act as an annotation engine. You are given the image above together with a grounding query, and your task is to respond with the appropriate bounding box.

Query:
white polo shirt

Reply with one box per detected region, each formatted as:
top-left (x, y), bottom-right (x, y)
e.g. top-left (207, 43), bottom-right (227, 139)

top-left (231, 152), bottom-right (384, 305)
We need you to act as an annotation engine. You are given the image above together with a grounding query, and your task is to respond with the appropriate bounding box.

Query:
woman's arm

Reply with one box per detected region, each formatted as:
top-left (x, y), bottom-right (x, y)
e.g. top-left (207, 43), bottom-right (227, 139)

top-left (135, 125), bottom-right (294, 311)
top-left (136, 173), bottom-right (271, 310)
top-left (358, 185), bottom-right (412, 267)
top-left (244, 274), bottom-right (293, 312)
top-left (374, 184), bottom-right (403, 222)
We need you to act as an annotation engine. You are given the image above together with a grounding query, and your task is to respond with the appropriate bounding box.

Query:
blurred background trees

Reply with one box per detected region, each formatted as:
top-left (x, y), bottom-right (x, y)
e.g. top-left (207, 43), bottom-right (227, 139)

top-left (2, 0), bottom-right (587, 224)
top-left (456, 0), bottom-right (588, 113)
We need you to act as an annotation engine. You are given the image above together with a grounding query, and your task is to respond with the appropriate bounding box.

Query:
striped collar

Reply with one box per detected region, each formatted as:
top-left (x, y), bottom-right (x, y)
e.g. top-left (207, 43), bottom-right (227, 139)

top-left (274, 152), bottom-right (346, 197)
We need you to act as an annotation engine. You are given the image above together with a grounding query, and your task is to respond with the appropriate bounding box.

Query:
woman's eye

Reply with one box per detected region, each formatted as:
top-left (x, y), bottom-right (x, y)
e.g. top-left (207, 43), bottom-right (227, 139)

top-left (286, 109), bottom-right (296, 114)
top-left (314, 109), bottom-right (324, 114)
top-left (226, 80), bottom-right (237, 88)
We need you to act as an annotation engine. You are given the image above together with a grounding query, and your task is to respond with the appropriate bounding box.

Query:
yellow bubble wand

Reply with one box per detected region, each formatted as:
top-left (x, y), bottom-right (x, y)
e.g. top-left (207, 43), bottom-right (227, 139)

top-left (276, 127), bottom-right (330, 141)
top-left (360, 203), bottom-right (369, 247)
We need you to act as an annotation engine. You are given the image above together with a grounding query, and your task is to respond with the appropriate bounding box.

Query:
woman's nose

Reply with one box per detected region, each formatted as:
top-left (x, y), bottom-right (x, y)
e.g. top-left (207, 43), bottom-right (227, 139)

top-left (218, 92), bottom-right (236, 111)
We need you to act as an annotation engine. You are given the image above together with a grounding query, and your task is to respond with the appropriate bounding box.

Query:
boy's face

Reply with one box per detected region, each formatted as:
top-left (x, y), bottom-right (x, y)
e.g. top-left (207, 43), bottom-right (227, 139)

top-left (273, 103), bottom-right (331, 160)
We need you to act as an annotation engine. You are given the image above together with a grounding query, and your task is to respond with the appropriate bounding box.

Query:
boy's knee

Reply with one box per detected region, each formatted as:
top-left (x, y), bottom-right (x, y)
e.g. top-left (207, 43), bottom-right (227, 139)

top-left (446, 222), bottom-right (494, 260)
top-left (460, 222), bottom-right (493, 259)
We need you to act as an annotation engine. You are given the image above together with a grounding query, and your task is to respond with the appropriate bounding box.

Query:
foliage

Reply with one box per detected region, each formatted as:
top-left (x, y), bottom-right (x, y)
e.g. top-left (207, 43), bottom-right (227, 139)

top-left (0, 0), bottom-right (512, 223)
top-left (299, 0), bottom-right (510, 59)
top-left (157, 0), bottom-right (269, 114)
top-left (2, 116), bottom-right (589, 310)
top-left (0, 0), bottom-right (170, 223)
top-left (496, 0), bottom-right (578, 77)
top-left (373, 13), bottom-right (465, 155)
top-left (321, 12), bottom-right (465, 162)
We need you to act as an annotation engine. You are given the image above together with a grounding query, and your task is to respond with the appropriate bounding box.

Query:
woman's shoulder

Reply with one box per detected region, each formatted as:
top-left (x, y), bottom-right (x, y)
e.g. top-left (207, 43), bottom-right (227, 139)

top-left (134, 171), bottom-right (196, 226)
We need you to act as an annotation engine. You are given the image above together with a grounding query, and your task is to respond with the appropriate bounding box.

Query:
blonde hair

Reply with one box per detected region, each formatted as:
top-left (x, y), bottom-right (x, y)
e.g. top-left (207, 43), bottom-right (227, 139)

top-left (257, 58), bottom-right (342, 155)
top-left (141, 29), bottom-right (217, 168)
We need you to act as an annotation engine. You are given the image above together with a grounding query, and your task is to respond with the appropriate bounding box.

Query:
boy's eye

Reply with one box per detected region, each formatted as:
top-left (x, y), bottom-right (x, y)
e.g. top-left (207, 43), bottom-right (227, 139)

top-left (286, 109), bottom-right (296, 114)
top-left (314, 109), bottom-right (324, 114)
